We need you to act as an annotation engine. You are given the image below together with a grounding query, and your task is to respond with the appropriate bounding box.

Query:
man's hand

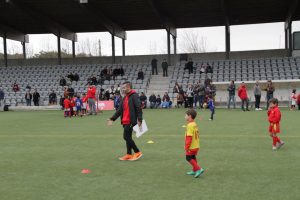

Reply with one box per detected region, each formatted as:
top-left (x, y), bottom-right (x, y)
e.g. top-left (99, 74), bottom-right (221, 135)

top-left (138, 120), bottom-right (142, 127)
top-left (107, 119), bottom-right (113, 126)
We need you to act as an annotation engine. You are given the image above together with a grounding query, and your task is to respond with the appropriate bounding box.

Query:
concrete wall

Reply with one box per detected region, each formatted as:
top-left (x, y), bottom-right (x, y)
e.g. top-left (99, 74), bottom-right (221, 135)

top-left (0, 49), bottom-right (290, 67)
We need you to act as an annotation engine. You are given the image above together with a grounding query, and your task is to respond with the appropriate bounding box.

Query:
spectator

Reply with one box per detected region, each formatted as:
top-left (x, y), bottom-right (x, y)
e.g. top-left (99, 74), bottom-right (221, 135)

top-left (184, 58), bottom-right (194, 74)
top-left (265, 80), bottom-right (275, 109)
top-left (26, 84), bottom-right (31, 92)
top-left (227, 80), bottom-right (236, 109)
top-left (49, 90), bottom-right (57, 105)
top-left (137, 69), bottom-right (144, 80)
top-left (59, 76), bottom-right (67, 87)
top-left (193, 82), bottom-right (200, 108)
top-left (91, 76), bottom-right (97, 85)
top-left (104, 89), bottom-right (110, 100)
top-left (173, 82), bottom-right (182, 93)
top-left (162, 92), bottom-right (171, 108)
top-left (200, 65), bottom-right (206, 74)
top-left (67, 73), bottom-right (75, 82)
top-left (25, 91), bottom-right (32, 106)
top-left (253, 81), bottom-right (262, 111)
top-left (113, 91), bottom-right (122, 110)
top-left (119, 66), bottom-right (125, 76)
top-left (198, 81), bottom-right (205, 109)
top-left (107, 68), bottom-right (113, 81)
top-left (238, 82), bottom-right (250, 111)
top-left (113, 68), bottom-right (119, 80)
top-left (149, 94), bottom-right (156, 109)
top-left (109, 86), bottom-right (116, 97)
top-left (0, 87), bottom-right (4, 107)
top-left (162, 59), bottom-right (168, 77)
top-left (291, 89), bottom-right (297, 111)
top-left (156, 95), bottom-right (162, 108)
top-left (12, 82), bottom-right (19, 93)
top-left (68, 86), bottom-right (75, 98)
top-left (99, 88), bottom-right (105, 100)
top-left (176, 92), bottom-right (184, 108)
top-left (140, 92), bottom-right (147, 109)
top-left (74, 73), bottom-right (79, 82)
top-left (63, 86), bottom-right (69, 98)
top-left (297, 92), bottom-right (300, 110)
top-left (183, 92), bottom-right (188, 108)
top-left (186, 85), bottom-right (194, 108)
top-left (205, 64), bottom-right (213, 73)
top-left (151, 57), bottom-right (158, 75)
top-left (101, 67), bottom-right (108, 77)
top-left (33, 89), bottom-right (40, 106)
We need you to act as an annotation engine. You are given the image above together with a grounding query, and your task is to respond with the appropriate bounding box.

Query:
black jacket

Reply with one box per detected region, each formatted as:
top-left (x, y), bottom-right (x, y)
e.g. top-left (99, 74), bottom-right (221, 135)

top-left (110, 91), bottom-right (143, 125)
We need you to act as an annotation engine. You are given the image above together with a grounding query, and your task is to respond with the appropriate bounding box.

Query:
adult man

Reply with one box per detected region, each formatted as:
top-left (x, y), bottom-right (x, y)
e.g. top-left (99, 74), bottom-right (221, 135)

top-left (0, 87), bottom-right (4, 107)
top-left (59, 77), bottom-right (67, 87)
top-left (149, 94), bottom-right (156, 109)
top-left (107, 81), bottom-right (143, 161)
top-left (49, 90), bottom-right (57, 105)
top-left (162, 59), bottom-right (168, 77)
top-left (185, 58), bottom-right (194, 74)
top-left (265, 80), bottom-right (275, 109)
top-left (33, 89), bottom-right (40, 106)
top-left (253, 81), bottom-right (262, 110)
top-left (227, 80), bottom-right (236, 109)
top-left (86, 84), bottom-right (97, 115)
top-left (137, 70), bottom-right (144, 80)
top-left (151, 57), bottom-right (158, 75)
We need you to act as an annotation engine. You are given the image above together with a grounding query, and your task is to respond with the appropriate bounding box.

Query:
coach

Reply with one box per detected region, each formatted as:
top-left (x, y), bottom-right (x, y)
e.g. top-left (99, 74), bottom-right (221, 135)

top-left (107, 81), bottom-right (143, 161)
top-left (86, 84), bottom-right (97, 115)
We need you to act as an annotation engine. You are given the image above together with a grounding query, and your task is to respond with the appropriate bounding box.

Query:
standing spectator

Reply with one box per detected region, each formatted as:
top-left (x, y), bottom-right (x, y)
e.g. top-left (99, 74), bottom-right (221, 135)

top-left (25, 91), bottom-right (32, 106)
top-left (238, 82), bottom-right (250, 111)
top-left (137, 70), bottom-right (144, 80)
top-left (107, 68), bottom-right (113, 81)
top-left (67, 73), bottom-right (75, 82)
top-left (156, 94), bottom-right (162, 108)
top-left (0, 87), bottom-right (4, 107)
top-left (193, 82), bottom-right (200, 108)
top-left (33, 89), bottom-right (40, 106)
top-left (120, 66), bottom-right (125, 76)
top-left (162, 92), bottom-right (171, 108)
top-left (185, 58), bottom-right (194, 74)
top-left (86, 84), bottom-right (97, 115)
top-left (140, 92), bottom-right (147, 109)
top-left (151, 57), bottom-right (158, 75)
top-left (186, 85), bottom-right (194, 108)
top-left (227, 80), bottom-right (236, 109)
top-left (253, 81), bottom-right (262, 111)
top-left (113, 68), bottom-right (119, 80)
top-left (74, 73), bottom-right (79, 82)
top-left (101, 67), bottom-right (108, 77)
top-left (12, 82), bottom-right (19, 93)
top-left (26, 84), bottom-right (31, 92)
top-left (265, 80), bottom-right (275, 109)
top-left (173, 82), bottom-right (182, 93)
top-left (49, 90), bottom-right (57, 105)
top-left (198, 81), bottom-right (205, 109)
top-left (59, 76), bottom-right (67, 87)
top-left (162, 59), bottom-right (168, 77)
top-left (149, 94), bottom-right (156, 109)
top-left (291, 89), bottom-right (297, 111)
top-left (297, 92), bottom-right (300, 110)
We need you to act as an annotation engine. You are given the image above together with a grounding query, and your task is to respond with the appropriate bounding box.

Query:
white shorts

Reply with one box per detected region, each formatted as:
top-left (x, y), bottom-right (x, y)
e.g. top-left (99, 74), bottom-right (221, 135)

top-left (82, 103), bottom-right (87, 109)
top-left (73, 107), bottom-right (77, 111)
top-left (291, 100), bottom-right (296, 106)
top-left (64, 108), bottom-right (70, 112)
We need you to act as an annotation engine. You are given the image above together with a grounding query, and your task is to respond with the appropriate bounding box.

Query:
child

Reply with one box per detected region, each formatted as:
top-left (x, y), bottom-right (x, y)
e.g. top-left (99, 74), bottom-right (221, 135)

top-left (298, 92), bottom-right (300, 111)
top-left (81, 93), bottom-right (87, 115)
top-left (291, 89), bottom-right (297, 111)
top-left (63, 96), bottom-right (71, 117)
top-left (184, 109), bottom-right (205, 178)
top-left (267, 98), bottom-right (284, 150)
top-left (75, 95), bottom-right (83, 117)
top-left (70, 96), bottom-right (76, 116)
top-left (208, 95), bottom-right (215, 120)
top-left (114, 92), bottom-right (121, 110)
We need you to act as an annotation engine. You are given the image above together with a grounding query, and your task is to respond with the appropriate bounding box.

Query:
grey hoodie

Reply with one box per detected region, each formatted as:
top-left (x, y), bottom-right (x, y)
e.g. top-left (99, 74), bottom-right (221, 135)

top-left (253, 84), bottom-right (261, 96)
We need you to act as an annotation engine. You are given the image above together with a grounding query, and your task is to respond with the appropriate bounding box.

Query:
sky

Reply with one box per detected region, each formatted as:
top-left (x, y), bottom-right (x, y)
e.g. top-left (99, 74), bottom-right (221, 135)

top-left (1, 21), bottom-right (300, 57)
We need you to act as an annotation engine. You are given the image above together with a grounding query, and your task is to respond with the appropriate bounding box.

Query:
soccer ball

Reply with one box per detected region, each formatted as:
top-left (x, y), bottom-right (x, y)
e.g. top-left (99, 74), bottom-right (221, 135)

top-left (203, 103), bottom-right (208, 108)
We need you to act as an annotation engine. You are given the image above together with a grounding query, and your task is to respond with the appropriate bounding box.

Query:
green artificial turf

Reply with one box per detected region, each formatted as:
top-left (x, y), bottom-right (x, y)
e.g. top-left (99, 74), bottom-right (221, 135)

top-left (0, 108), bottom-right (299, 200)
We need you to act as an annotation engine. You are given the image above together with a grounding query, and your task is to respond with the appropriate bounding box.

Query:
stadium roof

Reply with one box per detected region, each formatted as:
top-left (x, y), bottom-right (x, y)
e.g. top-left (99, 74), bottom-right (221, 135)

top-left (0, 0), bottom-right (300, 41)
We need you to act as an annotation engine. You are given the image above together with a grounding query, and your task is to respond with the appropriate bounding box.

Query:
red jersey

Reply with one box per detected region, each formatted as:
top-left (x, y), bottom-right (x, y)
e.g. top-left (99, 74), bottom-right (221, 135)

top-left (64, 98), bottom-right (71, 109)
top-left (70, 98), bottom-right (76, 107)
top-left (238, 85), bottom-right (248, 100)
top-left (86, 86), bottom-right (96, 100)
top-left (267, 105), bottom-right (281, 133)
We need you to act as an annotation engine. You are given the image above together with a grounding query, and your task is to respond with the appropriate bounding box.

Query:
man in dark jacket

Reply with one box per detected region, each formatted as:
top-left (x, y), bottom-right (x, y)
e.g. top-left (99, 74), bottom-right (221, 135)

top-left (151, 58), bottom-right (158, 75)
top-left (107, 81), bottom-right (143, 161)
top-left (162, 59), bottom-right (168, 77)
top-left (33, 89), bottom-right (40, 106)
top-left (227, 80), bottom-right (236, 109)
top-left (59, 77), bottom-right (67, 87)
top-left (149, 94), bottom-right (156, 109)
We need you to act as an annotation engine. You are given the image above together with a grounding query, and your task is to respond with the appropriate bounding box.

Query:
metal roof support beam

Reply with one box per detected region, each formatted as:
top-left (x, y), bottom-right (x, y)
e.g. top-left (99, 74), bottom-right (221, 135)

top-left (22, 41), bottom-right (26, 59)
top-left (122, 38), bottom-right (126, 57)
top-left (3, 34), bottom-right (8, 67)
top-left (173, 35), bottom-right (177, 55)
top-left (57, 34), bottom-right (62, 65)
top-left (167, 31), bottom-right (171, 65)
top-left (221, 0), bottom-right (230, 59)
top-left (148, 0), bottom-right (177, 37)
top-left (78, 1), bottom-right (126, 40)
top-left (72, 40), bottom-right (76, 59)
top-left (112, 34), bottom-right (115, 64)
top-left (285, 0), bottom-right (298, 55)
top-left (8, 0), bottom-right (77, 41)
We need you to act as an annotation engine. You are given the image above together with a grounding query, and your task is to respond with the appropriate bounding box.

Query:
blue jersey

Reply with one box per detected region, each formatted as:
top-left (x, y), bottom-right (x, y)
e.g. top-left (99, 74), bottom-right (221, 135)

top-left (75, 98), bottom-right (83, 109)
top-left (208, 99), bottom-right (215, 111)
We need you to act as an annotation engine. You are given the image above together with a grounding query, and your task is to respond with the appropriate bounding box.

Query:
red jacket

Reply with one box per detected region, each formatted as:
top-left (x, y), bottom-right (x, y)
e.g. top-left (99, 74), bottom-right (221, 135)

top-left (297, 94), bottom-right (300, 104)
top-left (64, 98), bottom-right (71, 109)
top-left (86, 86), bottom-right (96, 100)
top-left (122, 90), bottom-right (136, 125)
top-left (238, 85), bottom-right (248, 100)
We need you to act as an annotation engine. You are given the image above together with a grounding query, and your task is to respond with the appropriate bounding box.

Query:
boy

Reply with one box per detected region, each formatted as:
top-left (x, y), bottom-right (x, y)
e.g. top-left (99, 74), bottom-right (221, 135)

top-left (291, 89), bottom-right (297, 111)
top-left (267, 98), bottom-right (284, 150)
top-left (75, 95), bottom-right (83, 117)
top-left (184, 109), bottom-right (205, 178)
top-left (81, 93), bottom-right (87, 115)
top-left (63, 96), bottom-right (71, 117)
top-left (208, 95), bottom-right (215, 120)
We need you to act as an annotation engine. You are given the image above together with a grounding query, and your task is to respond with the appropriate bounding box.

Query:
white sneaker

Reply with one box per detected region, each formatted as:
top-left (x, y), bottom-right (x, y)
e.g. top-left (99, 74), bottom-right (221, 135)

top-left (258, 108), bottom-right (263, 111)
top-left (272, 146), bottom-right (277, 151)
top-left (255, 108), bottom-right (259, 111)
top-left (209, 119), bottom-right (212, 121)
top-left (276, 141), bottom-right (285, 149)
